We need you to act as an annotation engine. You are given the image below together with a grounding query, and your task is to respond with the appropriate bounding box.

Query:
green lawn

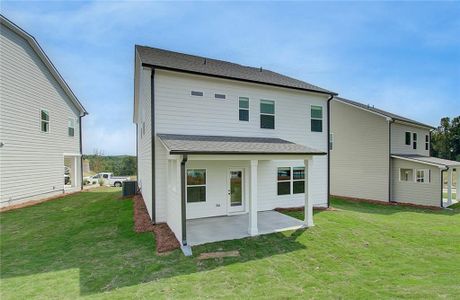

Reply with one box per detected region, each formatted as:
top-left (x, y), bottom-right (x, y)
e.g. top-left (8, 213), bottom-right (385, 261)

top-left (1, 188), bottom-right (459, 299)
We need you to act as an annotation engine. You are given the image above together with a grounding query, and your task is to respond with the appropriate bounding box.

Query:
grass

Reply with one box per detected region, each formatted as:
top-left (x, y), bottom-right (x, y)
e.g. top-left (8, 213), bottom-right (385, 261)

top-left (1, 188), bottom-right (459, 299)
top-left (443, 192), bottom-right (457, 199)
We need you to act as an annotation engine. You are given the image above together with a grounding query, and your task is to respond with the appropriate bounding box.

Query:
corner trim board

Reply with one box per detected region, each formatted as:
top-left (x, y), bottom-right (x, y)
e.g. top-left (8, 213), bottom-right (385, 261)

top-left (150, 68), bottom-right (156, 224)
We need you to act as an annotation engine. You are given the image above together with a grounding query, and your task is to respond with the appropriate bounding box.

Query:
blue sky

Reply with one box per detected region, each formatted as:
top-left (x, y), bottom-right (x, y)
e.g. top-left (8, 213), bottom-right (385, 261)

top-left (2, 1), bottom-right (459, 155)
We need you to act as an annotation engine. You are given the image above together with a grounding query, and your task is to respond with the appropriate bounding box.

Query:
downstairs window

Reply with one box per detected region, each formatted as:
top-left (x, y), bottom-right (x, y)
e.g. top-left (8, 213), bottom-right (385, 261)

top-left (187, 169), bottom-right (206, 202)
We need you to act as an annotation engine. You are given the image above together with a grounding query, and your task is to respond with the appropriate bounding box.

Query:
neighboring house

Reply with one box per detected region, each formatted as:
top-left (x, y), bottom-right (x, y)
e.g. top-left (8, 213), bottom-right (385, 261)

top-left (0, 15), bottom-right (87, 207)
top-left (330, 97), bottom-right (459, 208)
top-left (133, 45), bottom-right (337, 254)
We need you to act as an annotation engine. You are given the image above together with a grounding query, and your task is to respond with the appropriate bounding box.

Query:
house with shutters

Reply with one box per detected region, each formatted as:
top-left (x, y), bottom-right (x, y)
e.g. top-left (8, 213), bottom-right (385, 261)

top-left (133, 45), bottom-right (337, 255)
top-left (0, 15), bottom-right (87, 207)
top-left (330, 97), bottom-right (459, 208)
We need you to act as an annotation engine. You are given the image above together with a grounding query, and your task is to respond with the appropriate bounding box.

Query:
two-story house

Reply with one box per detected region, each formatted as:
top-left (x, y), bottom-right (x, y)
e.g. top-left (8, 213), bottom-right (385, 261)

top-left (133, 45), bottom-right (337, 254)
top-left (0, 15), bottom-right (87, 207)
top-left (330, 97), bottom-right (459, 208)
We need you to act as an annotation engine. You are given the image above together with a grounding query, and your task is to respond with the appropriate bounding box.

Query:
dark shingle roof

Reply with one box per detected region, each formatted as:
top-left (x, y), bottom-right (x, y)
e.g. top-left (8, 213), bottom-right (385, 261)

top-left (158, 134), bottom-right (326, 155)
top-left (392, 154), bottom-right (460, 167)
top-left (136, 45), bottom-right (336, 95)
top-left (334, 97), bottom-right (434, 129)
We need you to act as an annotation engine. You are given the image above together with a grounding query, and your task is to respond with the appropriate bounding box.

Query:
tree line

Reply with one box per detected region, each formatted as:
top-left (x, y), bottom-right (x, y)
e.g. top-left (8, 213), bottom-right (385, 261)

top-left (83, 150), bottom-right (136, 176)
top-left (431, 116), bottom-right (460, 161)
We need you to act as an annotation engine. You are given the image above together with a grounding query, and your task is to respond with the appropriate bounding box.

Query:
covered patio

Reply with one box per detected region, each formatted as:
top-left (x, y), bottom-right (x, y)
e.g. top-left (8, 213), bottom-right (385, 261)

top-left (187, 210), bottom-right (304, 246)
top-left (159, 133), bottom-right (326, 255)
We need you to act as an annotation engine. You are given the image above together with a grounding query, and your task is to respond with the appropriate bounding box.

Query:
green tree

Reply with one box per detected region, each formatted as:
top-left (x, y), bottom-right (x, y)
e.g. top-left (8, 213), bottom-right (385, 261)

top-left (431, 116), bottom-right (460, 161)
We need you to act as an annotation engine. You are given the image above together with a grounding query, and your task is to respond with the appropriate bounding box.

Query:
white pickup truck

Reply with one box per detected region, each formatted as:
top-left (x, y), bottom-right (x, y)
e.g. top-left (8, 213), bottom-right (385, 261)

top-left (91, 172), bottom-right (131, 187)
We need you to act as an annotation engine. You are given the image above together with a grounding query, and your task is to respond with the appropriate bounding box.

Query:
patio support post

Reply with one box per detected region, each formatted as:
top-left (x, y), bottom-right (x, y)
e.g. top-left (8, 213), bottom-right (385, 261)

top-left (456, 168), bottom-right (460, 201)
top-left (249, 160), bottom-right (258, 236)
top-left (304, 158), bottom-right (314, 227)
top-left (447, 168), bottom-right (453, 206)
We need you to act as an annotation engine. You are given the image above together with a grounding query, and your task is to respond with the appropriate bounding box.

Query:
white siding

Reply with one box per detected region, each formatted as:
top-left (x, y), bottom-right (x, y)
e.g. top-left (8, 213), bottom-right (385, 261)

top-left (391, 158), bottom-right (441, 207)
top-left (391, 123), bottom-right (430, 156)
top-left (0, 24), bottom-right (81, 205)
top-left (330, 100), bottom-right (389, 202)
top-left (136, 67), bottom-right (152, 217)
top-left (153, 69), bottom-right (329, 221)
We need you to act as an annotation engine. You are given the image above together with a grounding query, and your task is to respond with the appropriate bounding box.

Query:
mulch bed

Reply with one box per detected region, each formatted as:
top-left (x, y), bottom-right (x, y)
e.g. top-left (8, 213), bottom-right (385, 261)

top-left (133, 194), bottom-right (180, 253)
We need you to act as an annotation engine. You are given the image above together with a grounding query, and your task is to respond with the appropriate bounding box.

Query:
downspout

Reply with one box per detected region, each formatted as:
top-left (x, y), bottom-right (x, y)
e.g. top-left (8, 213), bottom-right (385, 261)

top-left (150, 68), bottom-right (156, 224)
top-left (180, 154), bottom-right (188, 246)
top-left (136, 123), bottom-right (138, 184)
top-left (326, 95), bottom-right (334, 208)
top-left (388, 119), bottom-right (394, 202)
top-left (440, 167), bottom-right (448, 208)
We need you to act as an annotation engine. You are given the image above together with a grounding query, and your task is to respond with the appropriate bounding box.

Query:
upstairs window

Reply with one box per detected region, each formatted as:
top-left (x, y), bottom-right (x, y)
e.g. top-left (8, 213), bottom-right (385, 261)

top-left (239, 97), bottom-right (249, 121)
top-left (311, 105), bottom-right (323, 132)
top-left (413, 133), bottom-right (417, 149)
top-left (40, 110), bottom-right (49, 132)
top-left (405, 132), bottom-right (411, 145)
top-left (425, 135), bottom-right (429, 151)
top-left (260, 100), bottom-right (275, 129)
top-left (68, 118), bottom-right (75, 137)
top-left (187, 169), bottom-right (206, 203)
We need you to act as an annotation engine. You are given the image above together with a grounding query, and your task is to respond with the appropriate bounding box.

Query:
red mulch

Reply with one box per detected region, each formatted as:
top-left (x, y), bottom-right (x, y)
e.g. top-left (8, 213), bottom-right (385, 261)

top-left (331, 195), bottom-right (442, 210)
top-left (133, 194), bottom-right (180, 253)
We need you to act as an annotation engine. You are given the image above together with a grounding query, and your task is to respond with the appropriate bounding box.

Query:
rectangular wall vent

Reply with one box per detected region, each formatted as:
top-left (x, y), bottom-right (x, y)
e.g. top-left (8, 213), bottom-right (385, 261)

top-left (215, 93), bottom-right (226, 99)
top-left (191, 91), bottom-right (203, 96)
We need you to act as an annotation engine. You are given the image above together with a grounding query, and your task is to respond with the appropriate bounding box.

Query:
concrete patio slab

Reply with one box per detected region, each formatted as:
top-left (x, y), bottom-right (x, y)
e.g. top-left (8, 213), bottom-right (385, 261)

top-left (187, 210), bottom-right (304, 246)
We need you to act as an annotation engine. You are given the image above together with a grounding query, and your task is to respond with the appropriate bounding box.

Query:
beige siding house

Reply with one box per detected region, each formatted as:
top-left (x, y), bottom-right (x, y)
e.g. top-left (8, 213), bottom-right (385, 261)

top-left (0, 15), bottom-right (87, 207)
top-left (330, 97), bottom-right (459, 208)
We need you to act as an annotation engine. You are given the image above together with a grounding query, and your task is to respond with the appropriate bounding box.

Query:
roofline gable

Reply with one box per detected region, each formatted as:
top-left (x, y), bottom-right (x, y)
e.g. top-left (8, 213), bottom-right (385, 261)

top-left (1, 14), bottom-right (87, 116)
top-left (333, 97), bottom-right (434, 130)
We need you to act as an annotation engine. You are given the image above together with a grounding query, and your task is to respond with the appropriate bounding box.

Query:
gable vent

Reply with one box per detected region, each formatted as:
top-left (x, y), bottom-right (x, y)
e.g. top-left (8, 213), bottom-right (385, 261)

top-left (191, 91), bottom-right (203, 96)
top-left (215, 93), bottom-right (226, 99)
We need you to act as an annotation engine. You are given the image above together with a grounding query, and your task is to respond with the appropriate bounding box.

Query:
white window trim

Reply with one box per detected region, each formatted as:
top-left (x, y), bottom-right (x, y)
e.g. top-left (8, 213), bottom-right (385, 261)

top-left (310, 105), bottom-right (323, 133)
top-left (40, 108), bottom-right (50, 133)
top-left (415, 169), bottom-right (430, 184)
top-left (399, 168), bottom-right (414, 182)
top-left (186, 168), bottom-right (207, 203)
top-left (277, 166), bottom-right (305, 196)
top-left (405, 131), bottom-right (412, 146)
top-left (68, 117), bottom-right (76, 137)
top-left (260, 99), bottom-right (275, 130)
top-left (238, 97), bottom-right (249, 122)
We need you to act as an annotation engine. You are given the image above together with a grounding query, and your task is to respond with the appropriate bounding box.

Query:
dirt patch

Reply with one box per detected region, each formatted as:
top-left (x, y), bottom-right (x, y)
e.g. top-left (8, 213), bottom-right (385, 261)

top-left (331, 195), bottom-right (442, 211)
top-left (133, 194), bottom-right (180, 253)
top-left (198, 250), bottom-right (240, 260)
top-left (0, 190), bottom-right (83, 213)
